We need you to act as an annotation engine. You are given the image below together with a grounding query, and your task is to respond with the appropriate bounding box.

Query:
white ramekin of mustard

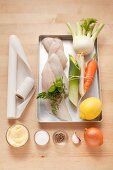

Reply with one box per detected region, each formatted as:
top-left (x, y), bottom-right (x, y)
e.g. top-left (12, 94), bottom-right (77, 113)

top-left (6, 124), bottom-right (29, 148)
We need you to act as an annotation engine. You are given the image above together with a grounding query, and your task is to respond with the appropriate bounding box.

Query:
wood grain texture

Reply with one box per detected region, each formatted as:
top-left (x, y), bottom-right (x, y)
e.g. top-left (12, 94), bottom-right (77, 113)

top-left (0, 0), bottom-right (113, 169)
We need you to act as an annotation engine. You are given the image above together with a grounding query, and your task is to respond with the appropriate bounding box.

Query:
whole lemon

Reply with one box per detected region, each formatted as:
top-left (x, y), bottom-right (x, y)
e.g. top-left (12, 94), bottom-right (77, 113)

top-left (79, 97), bottom-right (102, 120)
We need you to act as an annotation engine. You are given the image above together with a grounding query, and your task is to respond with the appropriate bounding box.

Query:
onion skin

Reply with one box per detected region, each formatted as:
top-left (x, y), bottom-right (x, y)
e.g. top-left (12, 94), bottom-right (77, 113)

top-left (84, 127), bottom-right (103, 147)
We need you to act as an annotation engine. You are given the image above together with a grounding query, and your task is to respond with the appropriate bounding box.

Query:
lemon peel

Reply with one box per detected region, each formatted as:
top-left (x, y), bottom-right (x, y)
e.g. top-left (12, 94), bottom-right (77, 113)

top-left (79, 97), bottom-right (102, 120)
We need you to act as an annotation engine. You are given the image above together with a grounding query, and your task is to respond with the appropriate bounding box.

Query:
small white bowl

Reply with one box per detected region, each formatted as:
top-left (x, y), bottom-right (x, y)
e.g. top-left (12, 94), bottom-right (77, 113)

top-left (34, 130), bottom-right (50, 146)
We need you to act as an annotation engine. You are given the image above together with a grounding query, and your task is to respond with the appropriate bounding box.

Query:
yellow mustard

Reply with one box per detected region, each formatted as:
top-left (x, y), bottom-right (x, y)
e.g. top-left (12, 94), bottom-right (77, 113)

top-left (6, 124), bottom-right (29, 147)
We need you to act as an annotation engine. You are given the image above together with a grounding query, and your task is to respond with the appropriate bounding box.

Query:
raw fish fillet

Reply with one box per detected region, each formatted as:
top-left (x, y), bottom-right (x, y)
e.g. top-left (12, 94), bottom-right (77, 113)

top-left (42, 37), bottom-right (62, 52)
top-left (48, 53), bottom-right (68, 92)
top-left (41, 37), bottom-right (71, 121)
top-left (42, 37), bottom-right (53, 52)
top-left (56, 49), bottom-right (67, 69)
top-left (48, 53), bottom-right (64, 77)
top-left (49, 39), bottom-right (63, 54)
top-left (56, 99), bottom-right (71, 121)
top-left (42, 62), bottom-right (55, 91)
top-left (42, 37), bottom-right (67, 69)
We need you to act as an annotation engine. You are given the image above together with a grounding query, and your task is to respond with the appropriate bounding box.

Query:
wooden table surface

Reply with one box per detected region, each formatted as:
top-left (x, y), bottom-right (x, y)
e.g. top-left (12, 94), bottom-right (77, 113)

top-left (0, 0), bottom-right (113, 169)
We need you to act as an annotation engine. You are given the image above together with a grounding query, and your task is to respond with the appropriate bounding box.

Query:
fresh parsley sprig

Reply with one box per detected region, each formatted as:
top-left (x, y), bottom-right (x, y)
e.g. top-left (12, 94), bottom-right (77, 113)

top-left (37, 78), bottom-right (67, 114)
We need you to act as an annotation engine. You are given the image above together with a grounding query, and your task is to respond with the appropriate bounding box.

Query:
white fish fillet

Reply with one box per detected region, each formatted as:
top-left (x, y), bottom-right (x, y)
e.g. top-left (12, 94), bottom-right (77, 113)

top-left (41, 37), bottom-right (71, 121)
top-left (49, 39), bottom-right (63, 55)
top-left (56, 99), bottom-right (71, 121)
top-left (56, 49), bottom-right (67, 69)
top-left (42, 37), bottom-right (53, 52)
top-left (42, 62), bottom-right (55, 91)
top-left (42, 37), bottom-right (67, 69)
top-left (48, 53), bottom-right (64, 77)
top-left (49, 53), bottom-right (68, 92)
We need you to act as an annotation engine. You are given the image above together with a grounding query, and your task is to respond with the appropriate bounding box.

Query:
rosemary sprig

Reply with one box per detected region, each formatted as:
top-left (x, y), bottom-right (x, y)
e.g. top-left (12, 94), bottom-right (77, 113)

top-left (37, 78), bottom-right (67, 114)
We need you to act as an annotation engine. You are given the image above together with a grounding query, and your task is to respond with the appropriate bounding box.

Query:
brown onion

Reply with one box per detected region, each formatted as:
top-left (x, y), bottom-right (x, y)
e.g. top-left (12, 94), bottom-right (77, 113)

top-left (84, 127), bottom-right (103, 147)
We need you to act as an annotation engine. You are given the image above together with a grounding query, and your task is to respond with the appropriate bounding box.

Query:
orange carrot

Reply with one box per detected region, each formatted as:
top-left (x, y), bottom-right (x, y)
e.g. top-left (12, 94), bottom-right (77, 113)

top-left (84, 56), bottom-right (97, 92)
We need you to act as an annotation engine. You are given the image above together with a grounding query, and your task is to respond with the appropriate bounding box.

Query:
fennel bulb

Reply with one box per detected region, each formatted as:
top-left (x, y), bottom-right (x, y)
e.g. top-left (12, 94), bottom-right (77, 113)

top-left (67, 18), bottom-right (104, 97)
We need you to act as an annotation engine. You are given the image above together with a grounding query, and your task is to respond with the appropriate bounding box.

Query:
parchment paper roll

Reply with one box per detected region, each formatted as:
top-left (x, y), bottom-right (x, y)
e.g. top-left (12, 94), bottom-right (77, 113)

top-left (16, 77), bottom-right (35, 100)
top-left (7, 39), bottom-right (17, 118)
top-left (7, 35), bottom-right (36, 119)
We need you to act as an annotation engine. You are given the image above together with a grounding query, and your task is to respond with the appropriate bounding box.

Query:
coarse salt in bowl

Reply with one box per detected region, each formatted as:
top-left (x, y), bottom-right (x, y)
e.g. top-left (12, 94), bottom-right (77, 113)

top-left (34, 130), bottom-right (50, 146)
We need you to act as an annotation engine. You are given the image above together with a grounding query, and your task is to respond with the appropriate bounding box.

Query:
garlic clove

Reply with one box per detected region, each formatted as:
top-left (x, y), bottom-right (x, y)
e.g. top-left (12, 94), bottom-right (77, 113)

top-left (72, 132), bottom-right (81, 144)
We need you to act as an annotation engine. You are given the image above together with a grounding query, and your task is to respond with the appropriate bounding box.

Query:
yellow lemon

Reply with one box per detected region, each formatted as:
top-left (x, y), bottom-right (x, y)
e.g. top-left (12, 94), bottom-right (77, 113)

top-left (79, 97), bottom-right (102, 120)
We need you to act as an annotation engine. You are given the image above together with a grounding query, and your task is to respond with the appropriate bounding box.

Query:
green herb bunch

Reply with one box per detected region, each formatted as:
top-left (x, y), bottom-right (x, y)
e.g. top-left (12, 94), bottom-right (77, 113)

top-left (37, 78), bottom-right (67, 114)
top-left (80, 18), bottom-right (97, 35)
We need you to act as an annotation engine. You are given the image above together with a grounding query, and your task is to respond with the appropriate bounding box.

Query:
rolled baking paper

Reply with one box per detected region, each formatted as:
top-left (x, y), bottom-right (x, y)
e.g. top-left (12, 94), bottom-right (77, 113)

top-left (7, 35), bottom-right (35, 119)
top-left (7, 37), bottom-right (17, 118)
top-left (16, 77), bottom-right (35, 100)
